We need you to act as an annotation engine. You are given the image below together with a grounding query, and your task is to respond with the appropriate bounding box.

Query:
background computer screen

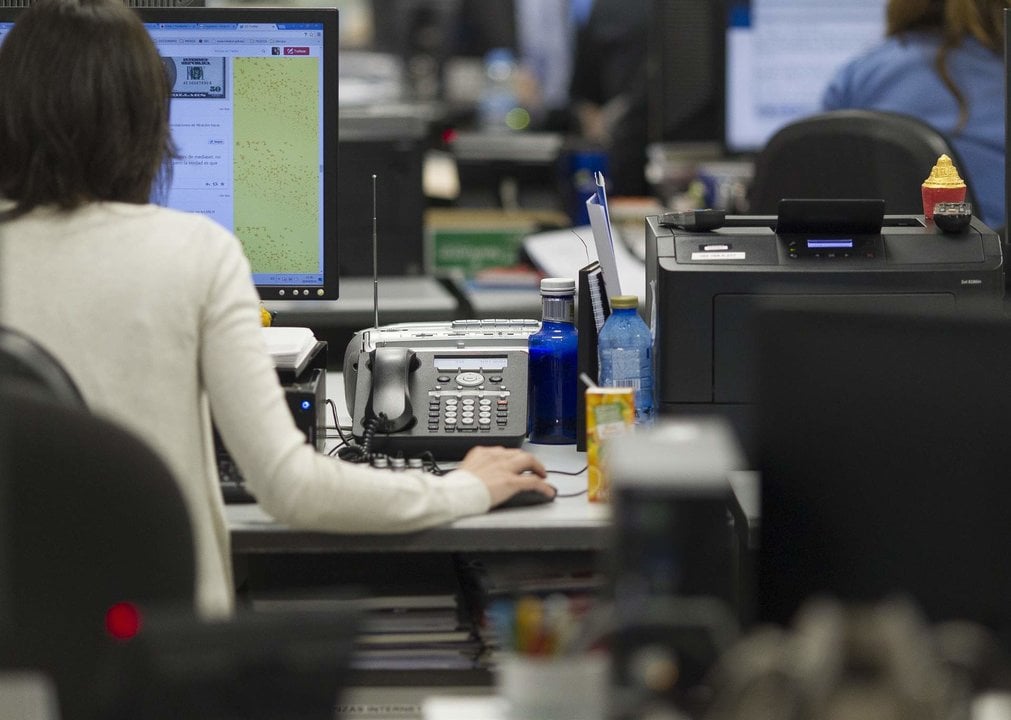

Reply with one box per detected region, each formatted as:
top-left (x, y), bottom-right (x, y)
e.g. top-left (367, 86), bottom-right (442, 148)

top-left (724, 0), bottom-right (886, 154)
top-left (0, 7), bottom-right (340, 300)
top-left (753, 299), bottom-right (1011, 646)
top-left (1005, 8), bottom-right (1009, 236)
top-left (647, 0), bottom-right (724, 145)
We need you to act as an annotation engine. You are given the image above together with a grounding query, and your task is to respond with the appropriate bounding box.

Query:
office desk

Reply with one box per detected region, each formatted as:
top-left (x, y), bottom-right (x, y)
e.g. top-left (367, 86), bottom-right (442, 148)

top-left (228, 443), bottom-right (609, 556)
top-left (228, 469), bottom-right (757, 556)
top-left (227, 374), bottom-right (756, 719)
top-left (228, 372), bottom-right (758, 557)
top-left (227, 444), bottom-right (608, 719)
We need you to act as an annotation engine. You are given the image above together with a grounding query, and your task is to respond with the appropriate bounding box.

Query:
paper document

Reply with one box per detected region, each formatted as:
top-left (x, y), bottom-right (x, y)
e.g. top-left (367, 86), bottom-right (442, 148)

top-left (261, 326), bottom-right (316, 369)
top-left (585, 171), bottom-right (622, 299)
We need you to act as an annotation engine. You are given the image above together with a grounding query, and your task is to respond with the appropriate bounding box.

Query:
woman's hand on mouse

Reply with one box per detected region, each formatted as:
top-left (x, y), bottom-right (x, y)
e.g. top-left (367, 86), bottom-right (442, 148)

top-left (457, 446), bottom-right (553, 508)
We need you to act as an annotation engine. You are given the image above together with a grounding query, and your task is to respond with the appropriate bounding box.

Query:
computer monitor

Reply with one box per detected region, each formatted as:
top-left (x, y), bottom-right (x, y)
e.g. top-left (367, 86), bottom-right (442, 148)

top-left (724, 0), bottom-right (886, 154)
top-left (753, 299), bottom-right (1011, 647)
top-left (1005, 8), bottom-right (1010, 237)
top-left (646, 0), bottom-right (723, 144)
top-left (0, 6), bottom-right (340, 300)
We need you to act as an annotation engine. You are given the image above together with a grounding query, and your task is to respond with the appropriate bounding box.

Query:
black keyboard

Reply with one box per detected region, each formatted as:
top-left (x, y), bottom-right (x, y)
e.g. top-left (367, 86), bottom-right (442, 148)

top-left (218, 455), bottom-right (257, 504)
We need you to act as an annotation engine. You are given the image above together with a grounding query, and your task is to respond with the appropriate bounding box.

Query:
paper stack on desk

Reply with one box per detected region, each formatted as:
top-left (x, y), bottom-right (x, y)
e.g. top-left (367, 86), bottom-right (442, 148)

top-left (261, 326), bottom-right (317, 370)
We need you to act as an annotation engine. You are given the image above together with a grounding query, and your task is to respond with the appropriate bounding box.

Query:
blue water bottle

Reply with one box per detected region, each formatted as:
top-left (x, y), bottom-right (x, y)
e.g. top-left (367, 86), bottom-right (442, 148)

top-left (598, 295), bottom-right (655, 426)
top-left (527, 277), bottom-right (578, 444)
top-left (478, 48), bottom-right (520, 132)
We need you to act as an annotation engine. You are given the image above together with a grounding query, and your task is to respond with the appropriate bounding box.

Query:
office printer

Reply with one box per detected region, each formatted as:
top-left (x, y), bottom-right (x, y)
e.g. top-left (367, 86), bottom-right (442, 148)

top-left (644, 204), bottom-right (1004, 450)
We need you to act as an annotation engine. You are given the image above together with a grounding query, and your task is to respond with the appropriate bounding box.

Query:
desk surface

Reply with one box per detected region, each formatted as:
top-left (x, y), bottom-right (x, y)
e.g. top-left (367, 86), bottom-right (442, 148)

top-left (227, 442), bottom-right (610, 555)
top-left (228, 375), bottom-right (758, 556)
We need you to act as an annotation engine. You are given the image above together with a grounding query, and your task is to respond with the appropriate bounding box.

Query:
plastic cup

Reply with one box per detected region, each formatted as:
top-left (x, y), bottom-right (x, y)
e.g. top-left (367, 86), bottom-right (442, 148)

top-left (496, 652), bottom-right (610, 720)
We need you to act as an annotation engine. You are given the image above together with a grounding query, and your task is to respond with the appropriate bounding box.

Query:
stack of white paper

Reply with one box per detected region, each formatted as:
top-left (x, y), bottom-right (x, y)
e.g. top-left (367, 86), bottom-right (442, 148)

top-left (261, 326), bottom-right (317, 370)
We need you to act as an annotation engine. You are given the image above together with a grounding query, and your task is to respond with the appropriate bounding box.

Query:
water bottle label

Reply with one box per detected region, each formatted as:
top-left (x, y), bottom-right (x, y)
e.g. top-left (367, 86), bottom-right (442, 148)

top-left (608, 348), bottom-right (643, 384)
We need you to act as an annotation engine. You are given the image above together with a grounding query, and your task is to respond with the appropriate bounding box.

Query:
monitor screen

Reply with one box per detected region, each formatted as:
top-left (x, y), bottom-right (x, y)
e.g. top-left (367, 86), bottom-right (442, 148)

top-left (1005, 8), bottom-right (1010, 236)
top-left (0, 6), bottom-right (340, 300)
top-left (646, 0), bottom-right (723, 145)
top-left (724, 0), bottom-right (886, 154)
top-left (753, 299), bottom-right (1011, 646)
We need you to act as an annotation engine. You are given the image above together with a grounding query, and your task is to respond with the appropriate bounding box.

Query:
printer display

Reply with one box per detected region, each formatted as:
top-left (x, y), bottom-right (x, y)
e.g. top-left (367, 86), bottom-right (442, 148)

top-left (644, 208), bottom-right (1004, 452)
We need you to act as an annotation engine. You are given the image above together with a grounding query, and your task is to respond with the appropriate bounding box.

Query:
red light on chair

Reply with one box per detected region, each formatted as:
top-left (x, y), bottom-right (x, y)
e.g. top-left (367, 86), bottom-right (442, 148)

top-left (105, 601), bottom-right (142, 640)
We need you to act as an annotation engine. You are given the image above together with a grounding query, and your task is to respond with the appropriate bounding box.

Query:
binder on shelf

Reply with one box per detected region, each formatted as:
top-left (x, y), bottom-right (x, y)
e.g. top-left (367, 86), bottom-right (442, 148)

top-left (576, 261), bottom-right (612, 452)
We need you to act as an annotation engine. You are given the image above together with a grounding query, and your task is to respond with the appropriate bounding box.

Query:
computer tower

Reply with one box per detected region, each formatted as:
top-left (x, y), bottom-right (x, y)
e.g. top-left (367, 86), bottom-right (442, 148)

top-left (217, 342), bottom-right (328, 504)
top-left (604, 419), bottom-right (747, 720)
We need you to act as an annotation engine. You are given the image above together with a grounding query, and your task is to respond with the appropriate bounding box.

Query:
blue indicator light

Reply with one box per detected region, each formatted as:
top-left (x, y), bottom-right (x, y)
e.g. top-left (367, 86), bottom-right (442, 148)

top-left (300, 400), bottom-right (312, 411)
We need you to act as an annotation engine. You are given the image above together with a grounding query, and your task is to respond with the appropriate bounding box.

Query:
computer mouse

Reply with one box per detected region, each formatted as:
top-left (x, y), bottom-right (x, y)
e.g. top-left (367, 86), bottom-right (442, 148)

top-left (493, 485), bottom-right (557, 510)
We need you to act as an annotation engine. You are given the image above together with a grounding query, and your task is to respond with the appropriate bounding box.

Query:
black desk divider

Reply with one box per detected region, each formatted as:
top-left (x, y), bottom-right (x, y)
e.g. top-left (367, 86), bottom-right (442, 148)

top-left (576, 262), bottom-right (611, 451)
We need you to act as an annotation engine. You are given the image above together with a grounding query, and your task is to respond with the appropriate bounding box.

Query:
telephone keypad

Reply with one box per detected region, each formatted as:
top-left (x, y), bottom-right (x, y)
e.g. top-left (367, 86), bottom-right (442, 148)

top-left (429, 388), bottom-right (511, 433)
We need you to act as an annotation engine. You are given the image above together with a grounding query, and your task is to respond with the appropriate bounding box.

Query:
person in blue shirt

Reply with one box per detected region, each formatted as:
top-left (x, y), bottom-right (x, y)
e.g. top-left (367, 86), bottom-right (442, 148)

top-left (822, 0), bottom-right (1007, 230)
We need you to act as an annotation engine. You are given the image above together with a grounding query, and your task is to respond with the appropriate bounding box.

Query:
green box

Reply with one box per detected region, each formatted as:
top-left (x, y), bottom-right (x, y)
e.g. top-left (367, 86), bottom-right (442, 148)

top-left (426, 226), bottom-right (531, 277)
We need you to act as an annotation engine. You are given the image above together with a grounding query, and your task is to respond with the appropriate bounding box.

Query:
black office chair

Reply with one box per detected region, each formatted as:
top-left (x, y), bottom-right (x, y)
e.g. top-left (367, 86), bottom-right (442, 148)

top-left (0, 385), bottom-right (359, 720)
top-left (747, 109), bottom-right (979, 216)
top-left (0, 326), bottom-right (85, 407)
top-left (0, 384), bottom-right (195, 720)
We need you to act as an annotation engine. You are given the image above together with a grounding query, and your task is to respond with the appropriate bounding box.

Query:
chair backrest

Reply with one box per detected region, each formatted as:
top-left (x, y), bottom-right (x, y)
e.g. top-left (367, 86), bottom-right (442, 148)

top-left (0, 385), bottom-right (195, 720)
top-left (0, 326), bottom-right (85, 408)
top-left (0, 388), bottom-right (360, 720)
top-left (747, 109), bottom-right (980, 216)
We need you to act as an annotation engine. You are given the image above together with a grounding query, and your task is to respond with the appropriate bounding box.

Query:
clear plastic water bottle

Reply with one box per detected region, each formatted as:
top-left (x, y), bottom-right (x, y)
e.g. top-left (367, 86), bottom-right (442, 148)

top-left (478, 47), bottom-right (520, 132)
top-left (598, 295), bottom-right (655, 426)
top-left (527, 277), bottom-right (578, 444)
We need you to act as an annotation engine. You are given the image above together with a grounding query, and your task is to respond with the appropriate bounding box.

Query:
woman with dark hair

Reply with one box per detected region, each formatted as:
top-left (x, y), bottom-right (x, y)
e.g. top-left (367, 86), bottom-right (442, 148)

top-left (821, 0), bottom-right (1007, 229)
top-left (0, 0), bottom-right (552, 619)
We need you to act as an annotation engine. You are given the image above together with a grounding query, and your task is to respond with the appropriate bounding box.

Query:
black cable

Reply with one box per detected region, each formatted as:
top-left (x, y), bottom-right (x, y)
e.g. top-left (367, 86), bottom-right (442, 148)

top-left (326, 398), bottom-right (340, 430)
top-left (414, 451), bottom-right (451, 476)
top-left (546, 465), bottom-right (588, 476)
top-left (326, 398), bottom-right (357, 446)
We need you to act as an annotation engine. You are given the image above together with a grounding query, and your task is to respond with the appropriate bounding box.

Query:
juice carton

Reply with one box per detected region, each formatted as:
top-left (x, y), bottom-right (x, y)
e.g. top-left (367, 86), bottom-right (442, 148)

top-left (585, 387), bottom-right (634, 502)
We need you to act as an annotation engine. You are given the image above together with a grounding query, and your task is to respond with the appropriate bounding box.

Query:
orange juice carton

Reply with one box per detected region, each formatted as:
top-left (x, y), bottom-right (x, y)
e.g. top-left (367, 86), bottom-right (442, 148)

top-left (585, 387), bottom-right (634, 502)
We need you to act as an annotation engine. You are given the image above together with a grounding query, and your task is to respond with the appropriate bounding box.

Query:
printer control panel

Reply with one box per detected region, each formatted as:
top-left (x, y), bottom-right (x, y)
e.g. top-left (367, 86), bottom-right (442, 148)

top-left (784, 235), bottom-right (880, 260)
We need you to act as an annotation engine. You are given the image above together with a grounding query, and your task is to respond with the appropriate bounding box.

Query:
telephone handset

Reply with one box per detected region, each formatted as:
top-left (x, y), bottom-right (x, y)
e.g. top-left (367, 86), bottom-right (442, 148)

top-left (363, 347), bottom-right (419, 433)
top-left (344, 320), bottom-right (539, 460)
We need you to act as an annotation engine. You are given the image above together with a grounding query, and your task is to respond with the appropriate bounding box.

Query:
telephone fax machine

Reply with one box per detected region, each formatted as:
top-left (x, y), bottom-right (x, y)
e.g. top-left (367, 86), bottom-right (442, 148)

top-left (342, 319), bottom-right (540, 459)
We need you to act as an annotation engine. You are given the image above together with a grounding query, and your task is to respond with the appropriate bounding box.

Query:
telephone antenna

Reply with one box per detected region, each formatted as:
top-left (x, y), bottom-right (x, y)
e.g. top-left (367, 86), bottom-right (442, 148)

top-left (372, 173), bottom-right (378, 330)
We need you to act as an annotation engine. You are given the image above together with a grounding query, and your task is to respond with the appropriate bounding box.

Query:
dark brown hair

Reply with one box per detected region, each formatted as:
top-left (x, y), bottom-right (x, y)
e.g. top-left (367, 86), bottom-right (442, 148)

top-left (0, 0), bottom-right (177, 216)
top-left (886, 0), bottom-right (1009, 130)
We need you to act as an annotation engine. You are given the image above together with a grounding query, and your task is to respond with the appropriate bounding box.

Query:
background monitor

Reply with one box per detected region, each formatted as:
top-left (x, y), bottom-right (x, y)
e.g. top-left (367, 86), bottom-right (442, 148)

top-left (0, 5), bottom-right (340, 300)
top-left (724, 0), bottom-right (886, 154)
top-left (336, 113), bottom-right (427, 277)
top-left (646, 0), bottom-right (724, 145)
top-left (1005, 8), bottom-right (1010, 239)
top-left (753, 299), bottom-right (1011, 647)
